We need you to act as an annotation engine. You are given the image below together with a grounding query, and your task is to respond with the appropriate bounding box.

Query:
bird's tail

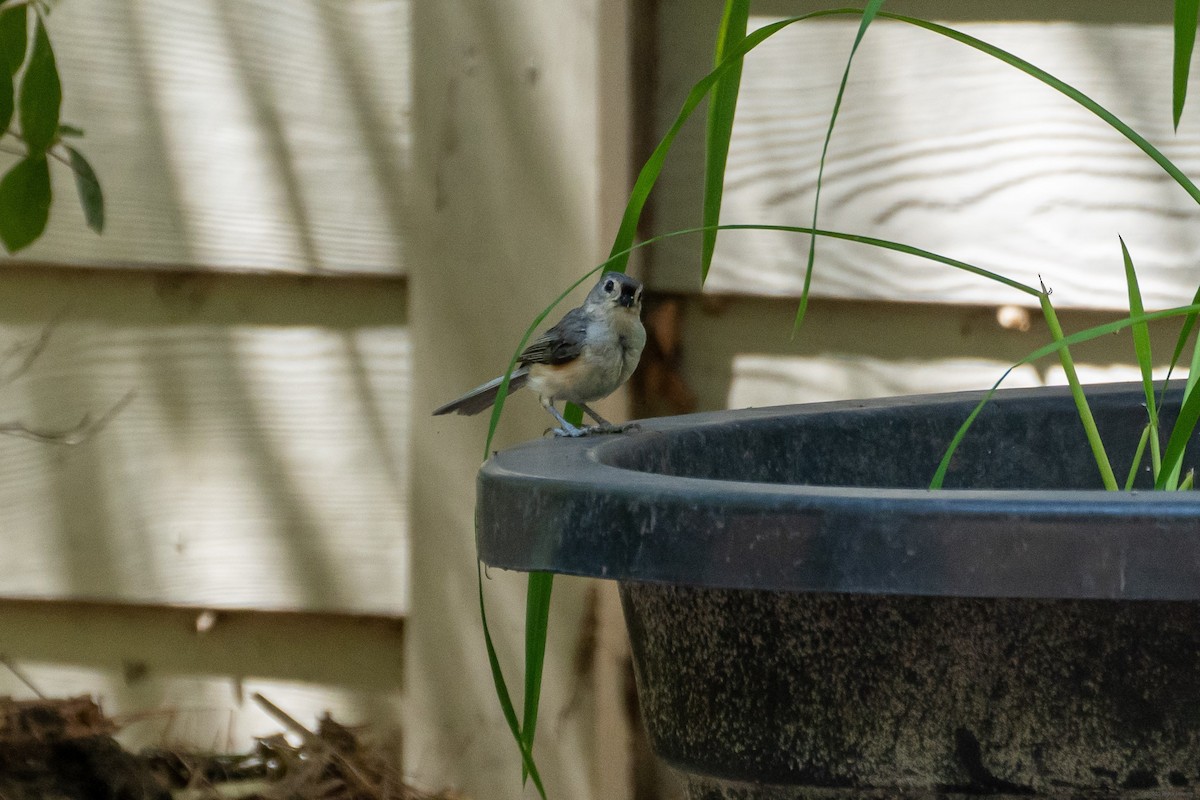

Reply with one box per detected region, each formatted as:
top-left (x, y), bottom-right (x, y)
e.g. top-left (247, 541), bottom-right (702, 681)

top-left (432, 368), bottom-right (530, 416)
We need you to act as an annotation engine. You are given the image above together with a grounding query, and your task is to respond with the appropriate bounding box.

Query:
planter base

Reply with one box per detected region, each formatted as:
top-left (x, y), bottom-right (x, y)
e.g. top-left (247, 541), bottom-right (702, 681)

top-left (622, 582), bottom-right (1200, 798)
top-left (680, 773), bottom-right (1198, 800)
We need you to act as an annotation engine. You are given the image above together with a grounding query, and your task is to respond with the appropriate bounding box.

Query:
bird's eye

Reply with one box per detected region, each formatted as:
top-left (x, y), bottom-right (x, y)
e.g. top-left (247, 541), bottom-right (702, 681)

top-left (605, 279), bottom-right (615, 292)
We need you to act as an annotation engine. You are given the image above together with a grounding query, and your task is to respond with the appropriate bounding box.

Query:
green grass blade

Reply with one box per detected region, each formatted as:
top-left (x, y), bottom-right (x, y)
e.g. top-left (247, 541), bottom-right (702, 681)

top-left (1120, 237), bottom-right (1160, 474)
top-left (520, 571), bottom-right (553, 785)
top-left (1157, 372), bottom-right (1200, 489)
top-left (477, 564), bottom-right (548, 799)
top-left (931, 301), bottom-right (1200, 489)
top-left (1124, 425), bottom-right (1152, 491)
top-left (607, 220), bottom-right (1042, 300)
top-left (1168, 345), bottom-right (1200, 488)
top-left (929, 369), bottom-right (1012, 490)
top-left (1182, 468), bottom-right (1196, 490)
top-left (517, 226), bottom-right (1200, 494)
top-left (1176, 0), bottom-right (1200, 130)
top-left (606, 9), bottom-right (852, 274)
top-left (701, 0), bottom-right (749, 282)
top-left (478, 268), bottom-right (607, 797)
top-left (676, 222), bottom-right (1041, 298)
top-left (1038, 291), bottom-right (1118, 490)
top-left (1165, 284), bottom-right (1200, 387)
top-left (1023, 305), bottom-right (1200, 362)
top-left (795, 0), bottom-right (884, 333)
top-left (562, 402), bottom-right (584, 430)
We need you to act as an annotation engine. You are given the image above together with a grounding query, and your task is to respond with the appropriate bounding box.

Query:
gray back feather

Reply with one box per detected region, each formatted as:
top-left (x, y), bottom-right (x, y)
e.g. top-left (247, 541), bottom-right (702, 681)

top-left (518, 306), bottom-right (589, 365)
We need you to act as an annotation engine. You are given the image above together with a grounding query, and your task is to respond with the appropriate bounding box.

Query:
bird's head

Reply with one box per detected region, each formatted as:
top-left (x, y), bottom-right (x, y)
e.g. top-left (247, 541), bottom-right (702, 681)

top-left (587, 271), bottom-right (644, 314)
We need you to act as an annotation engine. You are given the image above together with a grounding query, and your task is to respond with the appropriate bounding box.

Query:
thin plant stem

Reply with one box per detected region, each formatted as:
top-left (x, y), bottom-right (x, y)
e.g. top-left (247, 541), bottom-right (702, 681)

top-left (1038, 289), bottom-right (1118, 490)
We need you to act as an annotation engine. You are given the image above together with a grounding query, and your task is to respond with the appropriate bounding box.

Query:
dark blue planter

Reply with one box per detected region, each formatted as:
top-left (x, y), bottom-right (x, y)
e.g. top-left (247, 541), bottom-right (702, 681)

top-left (477, 383), bottom-right (1200, 798)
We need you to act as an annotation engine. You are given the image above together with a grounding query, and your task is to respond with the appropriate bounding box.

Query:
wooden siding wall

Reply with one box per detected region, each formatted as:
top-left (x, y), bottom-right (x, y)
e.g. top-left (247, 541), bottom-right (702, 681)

top-left (21, 1), bottom-right (409, 276)
top-left (0, 0), bottom-right (413, 781)
top-left (409, 2), bottom-right (638, 798)
top-left (1, 1), bottom-right (638, 799)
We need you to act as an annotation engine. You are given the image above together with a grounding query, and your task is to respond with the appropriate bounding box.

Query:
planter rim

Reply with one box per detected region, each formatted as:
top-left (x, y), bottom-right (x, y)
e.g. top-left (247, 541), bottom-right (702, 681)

top-left (477, 382), bottom-right (1200, 599)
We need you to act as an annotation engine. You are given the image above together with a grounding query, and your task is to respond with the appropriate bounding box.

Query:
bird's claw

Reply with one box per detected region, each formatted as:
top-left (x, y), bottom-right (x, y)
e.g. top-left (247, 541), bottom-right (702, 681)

top-left (549, 422), bottom-right (640, 438)
top-left (551, 425), bottom-right (588, 438)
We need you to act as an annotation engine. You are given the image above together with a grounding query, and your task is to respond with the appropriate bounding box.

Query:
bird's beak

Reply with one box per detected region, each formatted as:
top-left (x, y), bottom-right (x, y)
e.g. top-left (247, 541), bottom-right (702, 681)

top-left (618, 288), bottom-right (638, 308)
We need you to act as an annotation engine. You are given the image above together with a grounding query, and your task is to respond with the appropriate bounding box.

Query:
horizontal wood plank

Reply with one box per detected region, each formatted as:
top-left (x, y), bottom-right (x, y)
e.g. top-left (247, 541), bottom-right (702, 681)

top-left (652, 7), bottom-right (1200, 311)
top-left (0, 267), bottom-right (409, 615)
top-left (4, 0), bottom-right (409, 276)
top-left (675, 295), bottom-right (1188, 412)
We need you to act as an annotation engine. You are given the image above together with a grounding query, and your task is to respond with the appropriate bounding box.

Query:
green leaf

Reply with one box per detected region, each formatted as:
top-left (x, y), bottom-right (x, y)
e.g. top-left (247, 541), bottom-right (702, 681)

top-left (931, 301), bottom-right (1200, 489)
top-left (1120, 237), bottom-right (1160, 476)
top-left (1175, 0), bottom-right (1200, 130)
top-left (520, 571), bottom-right (553, 785)
top-left (0, 153), bottom-right (51, 252)
top-left (1166, 332), bottom-right (1200, 489)
top-left (0, 4), bottom-right (22, 134)
top-left (701, 0), bottom-right (749, 282)
top-left (1038, 291), bottom-right (1118, 490)
top-left (1124, 425), bottom-right (1152, 491)
top-left (57, 121), bottom-right (84, 138)
top-left (18, 12), bottom-right (60, 154)
top-left (65, 144), bottom-right (103, 233)
top-left (795, 0), bottom-right (884, 333)
top-left (0, 5), bottom-right (27, 77)
top-left (477, 564), bottom-right (548, 799)
top-left (0, 43), bottom-right (10, 135)
top-left (1158, 377), bottom-right (1200, 489)
top-left (605, 10), bottom-right (846, 276)
top-left (1162, 282), bottom-right (1200, 391)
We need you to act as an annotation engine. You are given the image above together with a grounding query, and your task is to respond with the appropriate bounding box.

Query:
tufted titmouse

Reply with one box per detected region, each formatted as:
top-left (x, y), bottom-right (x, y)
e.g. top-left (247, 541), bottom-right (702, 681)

top-left (433, 272), bottom-right (646, 436)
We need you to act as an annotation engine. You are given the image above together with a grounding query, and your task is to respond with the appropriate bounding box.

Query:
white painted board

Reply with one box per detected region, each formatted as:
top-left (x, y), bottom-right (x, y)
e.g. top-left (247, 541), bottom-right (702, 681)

top-left (4, 0), bottom-right (409, 276)
top-left (0, 270), bottom-right (409, 615)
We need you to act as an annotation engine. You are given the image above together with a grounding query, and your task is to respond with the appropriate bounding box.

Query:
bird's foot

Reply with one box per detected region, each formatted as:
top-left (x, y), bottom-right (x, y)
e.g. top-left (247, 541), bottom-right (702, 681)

top-left (547, 421), bottom-right (588, 437)
top-left (549, 422), bottom-right (640, 437)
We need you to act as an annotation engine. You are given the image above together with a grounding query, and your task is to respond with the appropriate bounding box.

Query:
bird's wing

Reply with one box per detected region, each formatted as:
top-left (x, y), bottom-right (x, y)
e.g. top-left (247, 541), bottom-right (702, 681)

top-left (519, 306), bottom-right (589, 365)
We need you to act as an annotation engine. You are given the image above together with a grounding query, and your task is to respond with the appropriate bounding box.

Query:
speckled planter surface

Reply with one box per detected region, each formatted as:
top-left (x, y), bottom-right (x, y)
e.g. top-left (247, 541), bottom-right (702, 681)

top-left (477, 383), bottom-right (1200, 798)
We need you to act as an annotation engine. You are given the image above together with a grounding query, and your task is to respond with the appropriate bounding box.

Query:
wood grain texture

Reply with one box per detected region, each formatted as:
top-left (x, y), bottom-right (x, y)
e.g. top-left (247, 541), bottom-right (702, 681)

top-left (0, 267), bottom-right (409, 615)
top-left (4, 0), bottom-right (409, 275)
top-left (727, 355), bottom-right (1043, 409)
top-left (407, 1), bottom-right (641, 798)
top-left (652, 6), bottom-right (1200, 310)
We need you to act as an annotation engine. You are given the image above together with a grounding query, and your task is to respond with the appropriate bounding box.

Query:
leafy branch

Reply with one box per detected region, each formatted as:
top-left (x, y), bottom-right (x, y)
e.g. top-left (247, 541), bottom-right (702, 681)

top-left (0, 0), bottom-right (103, 253)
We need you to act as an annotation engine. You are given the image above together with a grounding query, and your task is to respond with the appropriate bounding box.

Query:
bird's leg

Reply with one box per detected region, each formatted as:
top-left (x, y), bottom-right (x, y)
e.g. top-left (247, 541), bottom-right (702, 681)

top-left (542, 399), bottom-right (585, 437)
top-left (576, 402), bottom-right (613, 429)
top-left (577, 402), bottom-right (639, 434)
